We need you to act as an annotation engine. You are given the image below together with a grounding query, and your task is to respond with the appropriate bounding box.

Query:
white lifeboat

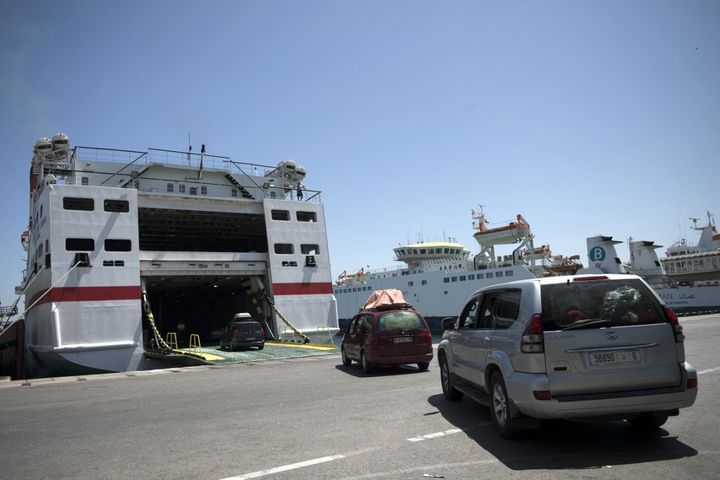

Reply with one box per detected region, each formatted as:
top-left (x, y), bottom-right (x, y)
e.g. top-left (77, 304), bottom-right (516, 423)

top-left (473, 213), bottom-right (531, 246)
top-left (521, 244), bottom-right (551, 260)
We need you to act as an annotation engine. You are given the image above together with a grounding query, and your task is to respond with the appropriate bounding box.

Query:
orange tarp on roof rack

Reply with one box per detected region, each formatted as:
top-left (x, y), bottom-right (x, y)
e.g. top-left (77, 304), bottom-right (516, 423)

top-left (362, 289), bottom-right (412, 310)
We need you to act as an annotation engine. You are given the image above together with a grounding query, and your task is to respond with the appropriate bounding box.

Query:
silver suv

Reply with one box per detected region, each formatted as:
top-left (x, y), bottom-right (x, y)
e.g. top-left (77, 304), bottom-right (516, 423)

top-left (438, 274), bottom-right (698, 438)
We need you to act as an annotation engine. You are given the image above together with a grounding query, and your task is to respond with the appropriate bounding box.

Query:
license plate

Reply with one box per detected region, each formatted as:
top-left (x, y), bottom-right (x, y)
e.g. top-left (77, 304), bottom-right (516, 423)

top-left (393, 336), bottom-right (413, 344)
top-left (589, 350), bottom-right (640, 366)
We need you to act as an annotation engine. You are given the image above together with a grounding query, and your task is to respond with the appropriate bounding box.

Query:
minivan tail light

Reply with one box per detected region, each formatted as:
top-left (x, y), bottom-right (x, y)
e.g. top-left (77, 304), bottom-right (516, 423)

top-left (663, 306), bottom-right (685, 343)
top-left (521, 314), bottom-right (544, 353)
top-left (687, 377), bottom-right (698, 389)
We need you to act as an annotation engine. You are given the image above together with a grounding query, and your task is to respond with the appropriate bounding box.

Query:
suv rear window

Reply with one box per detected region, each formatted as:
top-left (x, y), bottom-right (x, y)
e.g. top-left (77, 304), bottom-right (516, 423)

top-left (541, 278), bottom-right (666, 331)
top-left (377, 311), bottom-right (425, 332)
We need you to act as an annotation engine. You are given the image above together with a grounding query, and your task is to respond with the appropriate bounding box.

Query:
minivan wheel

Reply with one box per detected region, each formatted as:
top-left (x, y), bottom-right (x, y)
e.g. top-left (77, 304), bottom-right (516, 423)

top-left (417, 362), bottom-right (429, 371)
top-left (489, 372), bottom-right (517, 438)
top-left (627, 412), bottom-right (669, 429)
top-left (341, 346), bottom-right (352, 366)
top-left (440, 356), bottom-right (463, 401)
top-left (361, 351), bottom-right (373, 374)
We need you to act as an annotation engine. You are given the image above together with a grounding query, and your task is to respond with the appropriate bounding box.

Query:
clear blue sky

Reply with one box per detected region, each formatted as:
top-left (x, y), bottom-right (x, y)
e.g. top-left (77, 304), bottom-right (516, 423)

top-left (1, 1), bottom-right (718, 307)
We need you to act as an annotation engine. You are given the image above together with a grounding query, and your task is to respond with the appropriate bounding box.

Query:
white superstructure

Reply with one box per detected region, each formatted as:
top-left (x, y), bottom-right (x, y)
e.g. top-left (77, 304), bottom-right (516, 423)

top-left (14, 134), bottom-right (338, 377)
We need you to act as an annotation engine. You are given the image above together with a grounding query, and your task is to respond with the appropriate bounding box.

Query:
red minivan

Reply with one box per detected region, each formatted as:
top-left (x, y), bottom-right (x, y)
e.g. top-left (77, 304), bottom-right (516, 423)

top-left (341, 306), bottom-right (434, 373)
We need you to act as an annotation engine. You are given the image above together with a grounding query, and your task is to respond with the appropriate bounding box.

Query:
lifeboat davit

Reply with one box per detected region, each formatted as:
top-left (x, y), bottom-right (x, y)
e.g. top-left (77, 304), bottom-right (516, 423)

top-left (473, 214), bottom-right (531, 246)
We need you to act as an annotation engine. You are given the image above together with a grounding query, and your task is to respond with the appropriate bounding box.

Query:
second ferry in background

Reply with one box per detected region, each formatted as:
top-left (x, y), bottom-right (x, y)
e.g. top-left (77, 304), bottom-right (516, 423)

top-left (333, 207), bottom-right (582, 329)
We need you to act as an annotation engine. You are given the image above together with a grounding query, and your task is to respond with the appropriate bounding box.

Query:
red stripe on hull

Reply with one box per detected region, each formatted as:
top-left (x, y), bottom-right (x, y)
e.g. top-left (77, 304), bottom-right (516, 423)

top-left (272, 282), bottom-right (333, 295)
top-left (27, 286), bottom-right (141, 309)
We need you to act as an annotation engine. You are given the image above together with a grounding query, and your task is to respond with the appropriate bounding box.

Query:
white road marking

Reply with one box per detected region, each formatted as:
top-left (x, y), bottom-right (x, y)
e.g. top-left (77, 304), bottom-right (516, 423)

top-left (407, 428), bottom-right (463, 442)
top-left (698, 366), bottom-right (720, 374)
top-left (219, 454), bottom-right (345, 480)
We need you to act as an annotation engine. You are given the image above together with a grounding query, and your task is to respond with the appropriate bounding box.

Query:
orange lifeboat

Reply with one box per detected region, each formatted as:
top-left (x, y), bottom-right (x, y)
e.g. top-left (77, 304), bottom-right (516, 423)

top-left (473, 212), bottom-right (531, 246)
top-left (548, 255), bottom-right (583, 275)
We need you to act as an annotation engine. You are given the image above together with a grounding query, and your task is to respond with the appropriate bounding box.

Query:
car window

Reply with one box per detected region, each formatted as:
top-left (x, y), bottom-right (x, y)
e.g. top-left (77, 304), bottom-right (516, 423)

top-left (361, 315), bottom-right (372, 333)
top-left (459, 296), bottom-right (482, 329)
top-left (377, 311), bottom-right (424, 332)
top-left (495, 289), bottom-right (521, 329)
top-left (478, 292), bottom-right (499, 329)
top-left (347, 317), bottom-right (359, 334)
top-left (541, 278), bottom-right (666, 331)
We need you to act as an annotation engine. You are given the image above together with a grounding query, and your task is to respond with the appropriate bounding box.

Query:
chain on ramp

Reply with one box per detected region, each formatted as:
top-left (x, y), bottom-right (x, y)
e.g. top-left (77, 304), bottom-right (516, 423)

top-left (140, 280), bottom-right (173, 351)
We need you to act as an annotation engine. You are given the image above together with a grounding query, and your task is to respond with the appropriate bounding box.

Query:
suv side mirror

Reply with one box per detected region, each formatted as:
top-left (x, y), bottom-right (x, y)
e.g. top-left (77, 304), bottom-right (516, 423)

top-left (441, 317), bottom-right (456, 331)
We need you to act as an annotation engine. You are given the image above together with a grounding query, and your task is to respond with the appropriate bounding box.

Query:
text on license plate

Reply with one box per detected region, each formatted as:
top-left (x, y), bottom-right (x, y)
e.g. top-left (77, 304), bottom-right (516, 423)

top-left (589, 350), bottom-right (640, 366)
top-left (393, 336), bottom-right (413, 344)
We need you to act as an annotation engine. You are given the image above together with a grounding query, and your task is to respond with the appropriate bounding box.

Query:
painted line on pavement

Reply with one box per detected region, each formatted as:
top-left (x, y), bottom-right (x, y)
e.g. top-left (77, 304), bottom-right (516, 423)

top-left (698, 366), bottom-right (720, 374)
top-left (219, 455), bottom-right (345, 480)
top-left (407, 428), bottom-right (463, 442)
top-left (218, 447), bottom-right (380, 480)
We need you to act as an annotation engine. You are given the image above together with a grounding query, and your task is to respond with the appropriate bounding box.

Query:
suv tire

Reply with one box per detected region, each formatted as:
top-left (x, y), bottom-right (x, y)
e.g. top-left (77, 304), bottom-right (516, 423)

top-left (489, 371), bottom-right (517, 438)
top-left (440, 355), bottom-right (463, 401)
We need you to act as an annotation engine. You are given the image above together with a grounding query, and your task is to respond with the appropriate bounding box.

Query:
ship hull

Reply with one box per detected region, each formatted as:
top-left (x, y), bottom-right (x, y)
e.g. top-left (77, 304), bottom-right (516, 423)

top-left (653, 284), bottom-right (720, 314)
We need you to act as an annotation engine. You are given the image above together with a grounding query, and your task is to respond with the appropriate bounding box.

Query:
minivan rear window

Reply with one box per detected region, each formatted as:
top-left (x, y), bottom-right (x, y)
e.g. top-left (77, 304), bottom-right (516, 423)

top-left (377, 311), bottom-right (425, 332)
top-left (541, 279), bottom-right (666, 331)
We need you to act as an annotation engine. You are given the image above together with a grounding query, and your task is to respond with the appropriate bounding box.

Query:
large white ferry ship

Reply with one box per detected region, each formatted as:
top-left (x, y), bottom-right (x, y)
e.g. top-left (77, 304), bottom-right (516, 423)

top-left (2, 133), bottom-right (338, 378)
top-left (334, 208), bottom-right (582, 329)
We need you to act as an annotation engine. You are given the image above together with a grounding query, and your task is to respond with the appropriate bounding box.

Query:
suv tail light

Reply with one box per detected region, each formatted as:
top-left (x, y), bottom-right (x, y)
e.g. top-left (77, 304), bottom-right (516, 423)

top-left (663, 306), bottom-right (685, 343)
top-left (521, 314), bottom-right (544, 353)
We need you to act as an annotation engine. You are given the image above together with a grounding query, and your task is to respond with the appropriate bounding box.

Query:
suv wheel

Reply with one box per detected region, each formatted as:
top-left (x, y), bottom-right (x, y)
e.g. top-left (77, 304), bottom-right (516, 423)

top-left (627, 412), bottom-right (669, 429)
top-left (361, 351), bottom-right (373, 374)
top-left (490, 372), bottom-right (517, 438)
top-left (440, 355), bottom-right (463, 400)
top-left (341, 346), bottom-right (352, 366)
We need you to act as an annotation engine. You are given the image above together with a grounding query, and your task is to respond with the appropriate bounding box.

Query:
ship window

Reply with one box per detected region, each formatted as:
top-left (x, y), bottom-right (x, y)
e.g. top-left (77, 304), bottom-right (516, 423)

top-left (420, 249), bottom-right (426, 254)
top-left (271, 209), bottom-right (290, 221)
top-left (296, 211), bottom-right (317, 222)
top-left (486, 272), bottom-right (494, 278)
top-left (496, 271), bottom-right (503, 277)
top-left (179, 184), bottom-right (186, 193)
top-left (66, 238), bottom-right (94, 251)
top-left (477, 273), bottom-right (484, 279)
top-left (451, 276), bottom-right (457, 282)
top-left (421, 280), bottom-right (427, 285)
top-left (443, 277), bottom-right (449, 283)
top-left (201, 186), bottom-right (208, 195)
top-left (81, 177), bottom-right (89, 185)
top-left (408, 281), bottom-right (414, 286)
top-left (167, 183), bottom-right (174, 192)
top-left (274, 243), bottom-right (294, 254)
top-left (469, 274), bottom-right (475, 280)
top-left (104, 199), bottom-right (129, 213)
top-left (301, 244), bottom-right (320, 254)
top-left (444, 248), bottom-right (449, 254)
top-left (460, 275), bottom-right (466, 281)
top-left (105, 239), bottom-right (132, 251)
top-left (506, 270), bottom-right (514, 277)
top-left (231, 188), bottom-right (237, 197)
top-left (63, 197), bottom-right (94, 211)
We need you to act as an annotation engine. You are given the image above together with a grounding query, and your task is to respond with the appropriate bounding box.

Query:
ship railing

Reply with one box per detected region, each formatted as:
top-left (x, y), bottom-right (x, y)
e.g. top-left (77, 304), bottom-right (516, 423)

top-left (74, 146), bottom-right (322, 203)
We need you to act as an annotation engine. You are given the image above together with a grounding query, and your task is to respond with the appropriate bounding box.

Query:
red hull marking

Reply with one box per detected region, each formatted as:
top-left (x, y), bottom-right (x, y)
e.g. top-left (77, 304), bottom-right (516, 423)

top-left (27, 286), bottom-right (141, 309)
top-left (272, 282), bottom-right (333, 295)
